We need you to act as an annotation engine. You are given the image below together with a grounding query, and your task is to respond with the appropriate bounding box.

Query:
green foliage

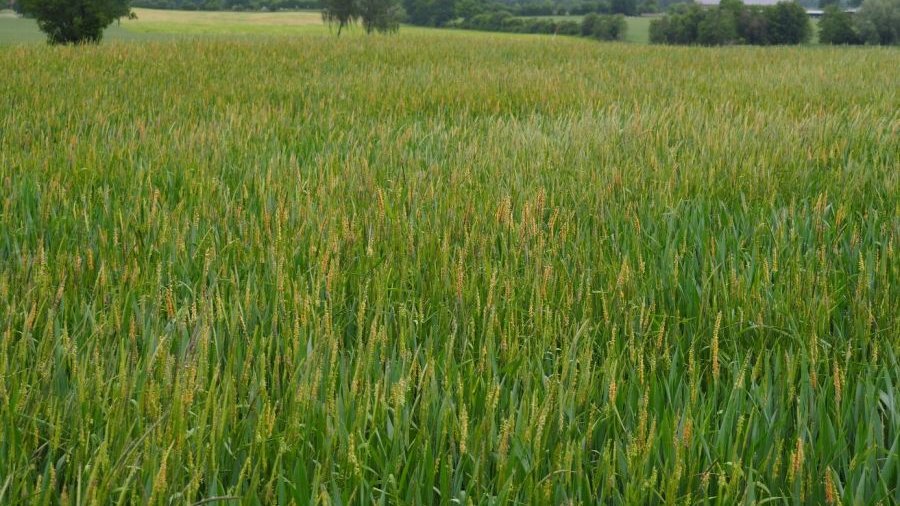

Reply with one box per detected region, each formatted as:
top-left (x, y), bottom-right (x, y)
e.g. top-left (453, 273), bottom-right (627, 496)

top-left (697, 7), bottom-right (737, 44)
top-left (651, 0), bottom-right (811, 45)
top-left (571, 0), bottom-right (612, 14)
top-left (359, 0), bottom-right (403, 32)
top-left (464, 9), bottom-right (511, 29)
top-left (610, 0), bottom-right (636, 15)
top-left (454, 0), bottom-right (483, 18)
top-left (765, 0), bottom-right (810, 43)
top-left (855, 0), bottom-right (900, 44)
top-left (402, 0), bottom-right (455, 25)
top-left (582, 11), bottom-right (627, 38)
top-left (650, 3), bottom-right (705, 44)
top-left (818, 4), bottom-right (860, 43)
top-left (1, 36), bottom-right (898, 505)
top-left (736, 5), bottom-right (770, 43)
top-left (322, 0), bottom-right (356, 33)
top-left (556, 18), bottom-right (581, 33)
top-left (322, 0), bottom-right (402, 35)
top-left (581, 11), bottom-right (599, 33)
top-left (17, 0), bottom-right (131, 44)
top-left (130, 0), bottom-right (322, 9)
top-left (638, 0), bottom-right (657, 14)
top-left (460, 10), bottom-right (625, 38)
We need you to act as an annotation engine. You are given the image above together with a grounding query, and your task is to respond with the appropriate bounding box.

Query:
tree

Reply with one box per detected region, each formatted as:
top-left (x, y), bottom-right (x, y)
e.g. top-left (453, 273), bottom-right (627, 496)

top-left (649, 2), bottom-right (705, 44)
top-left (593, 13), bottom-right (626, 38)
top-left (638, 0), bottom-right (658, 14)
top-left (649, 15), bottom-right (672, 42)
top-left (819, 0), bottom-right (839, 7)
top-left (454, 0), bottom-right (482, 19)
top-left (18, 0), bottom-right (131, 44)
top-left (855, 0), bottom-right (900, 44)
top-left (719, 0), bottom-right (745, 19)
top-left (765, 1), bottom-right (810, 44)
top-left (697, 7), bottom-right (738, 44)
top-left (322, 0), bottom-right (359, 34)
top-left (737, 5), bottom-right (769, 43)
top-left (581, 12), bottom-right (600, 35)
top-left (359, 0), bottom-right (403, 32)
top-left (556, 19), bottom-right (581, 34)
top-left (402, 0), bottom-right (454, 26)
top-left (610, 0), bottom-right (636, 15)
top-left (818, 4), bottom-right (860, 43)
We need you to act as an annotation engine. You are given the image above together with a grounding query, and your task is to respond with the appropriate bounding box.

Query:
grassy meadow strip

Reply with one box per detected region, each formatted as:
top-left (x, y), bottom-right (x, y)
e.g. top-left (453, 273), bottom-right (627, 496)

top-left (0, 36), bottom-right (898, 504)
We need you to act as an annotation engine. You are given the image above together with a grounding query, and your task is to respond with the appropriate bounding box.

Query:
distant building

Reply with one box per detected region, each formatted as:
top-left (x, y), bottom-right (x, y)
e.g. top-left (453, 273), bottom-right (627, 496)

top-left (804, 6), bottom-right (860, 16)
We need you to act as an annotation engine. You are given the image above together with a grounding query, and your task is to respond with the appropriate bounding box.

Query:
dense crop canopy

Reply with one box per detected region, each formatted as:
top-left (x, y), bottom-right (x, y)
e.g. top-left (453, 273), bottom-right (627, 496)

top-left (0, 36), bottom-right (898, 504)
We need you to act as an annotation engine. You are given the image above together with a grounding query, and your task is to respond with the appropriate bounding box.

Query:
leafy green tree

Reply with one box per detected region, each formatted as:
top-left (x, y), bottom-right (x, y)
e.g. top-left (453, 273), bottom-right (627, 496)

top-left (430, 0), bottom-right (455, 25)
top-left (698, 7), bottom-right (738, 44)
top-left (650, 2), bottom-right (705, 44)
top-left (818, 4), bottom-right (860, 43)
top-left (593, 13), bottom-right (626, 38)
top-left (556, 19), bottom-right (581, 34)
top-left (719, 0), bottom-right (744, 18)
top-left (578, 12), bottom-right (626, 38)
top-left (765, 1), bottom-right (810, 44)
top-left (403, 0), bottom-right (454, 26)
top-left (322, 0), bottom-right (359, 34)
top-left (737, 5), bottom-right (769, 43)
top-left (610, 0), bottom-right (636, 15)
top-left (649, 15), bottom-right (672, 42)
top-left (855, 0), bottom-right (900, 44)
top-left (454, 0), bottom-right (482, 19)
top-left (638, 0), bottom-right (657, 14)
top-left (819, 0), bottom-right (840, 8)
top-left (581, 12), bottom-right (600, 35)
top-left (18, 0), bottom-right (131, 44)
top-left (359, 0), bottom-right (403, 32)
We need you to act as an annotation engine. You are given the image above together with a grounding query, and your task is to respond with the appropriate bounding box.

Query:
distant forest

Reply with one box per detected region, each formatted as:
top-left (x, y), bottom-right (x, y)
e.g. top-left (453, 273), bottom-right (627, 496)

top-left (130, 0), bottom-right (322, 9)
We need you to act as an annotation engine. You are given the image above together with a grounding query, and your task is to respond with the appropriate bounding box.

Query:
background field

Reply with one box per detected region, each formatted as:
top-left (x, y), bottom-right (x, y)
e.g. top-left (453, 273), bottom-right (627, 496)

top-left (0, 8), bottom-right (329, 43)
top-left (1, 17), bottom-right (898, 506)
top-left (0, 9), bottom-right (663, 43)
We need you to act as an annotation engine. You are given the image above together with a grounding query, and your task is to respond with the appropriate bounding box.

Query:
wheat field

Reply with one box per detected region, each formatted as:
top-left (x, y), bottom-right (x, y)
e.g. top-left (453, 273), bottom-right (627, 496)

top-left (0, 35), bottom-right (898, 504)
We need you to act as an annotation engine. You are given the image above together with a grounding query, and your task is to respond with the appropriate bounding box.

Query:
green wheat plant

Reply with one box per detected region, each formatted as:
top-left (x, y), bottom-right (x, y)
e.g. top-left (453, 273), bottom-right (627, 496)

top-left (0, 36), bottom-right (898, 504)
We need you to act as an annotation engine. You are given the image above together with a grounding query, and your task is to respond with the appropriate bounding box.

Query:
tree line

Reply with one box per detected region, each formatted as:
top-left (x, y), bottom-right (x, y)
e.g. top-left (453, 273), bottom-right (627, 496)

top-left (15, 0), bottom-right (897, 44)
top-left (818, 0), bottom-right (899, 44)
top-left (447, 11), bottom-right (627, 39)
top-left (650, 0), bottom-right (812, 45)
top-left (649, 0), bottom-right (898, 45)
top-left (320, 0), bottom-right (638, 34)
top-left (463, 0), bottom-right (656, 18)
top-left (400, 0), bottom-right (647, 27)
